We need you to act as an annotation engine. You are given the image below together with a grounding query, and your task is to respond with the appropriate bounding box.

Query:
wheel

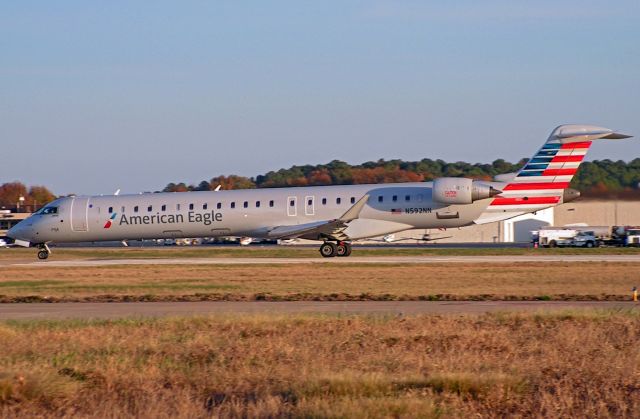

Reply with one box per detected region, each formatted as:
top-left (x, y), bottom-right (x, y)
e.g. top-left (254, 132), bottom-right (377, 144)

top-left (37, 250), bottom-right (49, 260)
top-left (549, 240), bottom-right (557, 248)
top-left (586, 241), bottom-right (594, 248)
top-left (337, 242), bottom-right (352, 257)
top-left (319, 242), bottom-right (337, 258)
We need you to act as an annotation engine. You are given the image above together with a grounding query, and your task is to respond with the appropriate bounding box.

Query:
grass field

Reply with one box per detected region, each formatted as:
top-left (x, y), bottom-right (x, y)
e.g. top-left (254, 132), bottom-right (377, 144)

top-left (1, 245), bottom-right (640, 263)
top-left (1, 261), bottom-right (639, 302)
top-left (0, 311), bottom-right (638, 417)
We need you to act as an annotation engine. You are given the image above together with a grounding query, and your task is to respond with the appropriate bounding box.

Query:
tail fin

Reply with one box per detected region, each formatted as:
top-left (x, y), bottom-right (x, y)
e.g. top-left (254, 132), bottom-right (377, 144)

top-left (488, 124), bottom-right (631, 211)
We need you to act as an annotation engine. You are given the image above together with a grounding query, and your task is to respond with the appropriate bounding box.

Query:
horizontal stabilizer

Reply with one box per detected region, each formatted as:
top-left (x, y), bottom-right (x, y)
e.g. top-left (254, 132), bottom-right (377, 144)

top-left (550, 125), bottom-right (632, 142)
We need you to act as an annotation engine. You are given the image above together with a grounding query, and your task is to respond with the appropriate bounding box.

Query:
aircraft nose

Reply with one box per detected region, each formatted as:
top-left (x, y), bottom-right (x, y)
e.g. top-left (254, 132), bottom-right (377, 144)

top-left (7, 222), bottom-right (31, 241)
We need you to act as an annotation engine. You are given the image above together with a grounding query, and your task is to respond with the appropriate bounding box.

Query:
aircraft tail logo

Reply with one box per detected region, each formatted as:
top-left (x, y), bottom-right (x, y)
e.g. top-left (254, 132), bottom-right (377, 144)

top-left (104, 212), bottom-right (117, 229)
top-left (487, 125), bottom-right (630, 212)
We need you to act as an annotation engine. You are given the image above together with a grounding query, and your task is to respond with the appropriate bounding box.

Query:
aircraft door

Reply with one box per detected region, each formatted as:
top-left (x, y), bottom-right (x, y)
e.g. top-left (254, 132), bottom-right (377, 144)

top-left (304, 196), bottom-right (315, 216)
top-left (287, 196), bottom-right (297, 216)
top-left (71, 197), bottom-right (90, 232)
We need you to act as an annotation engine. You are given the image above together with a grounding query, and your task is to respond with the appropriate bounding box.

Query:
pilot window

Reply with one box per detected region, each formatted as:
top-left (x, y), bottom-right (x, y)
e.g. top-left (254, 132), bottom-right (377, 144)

top-left (161, 205), bottom-right (166, 211)
top-left (405, 195), bottom-right (411, 202)
top-left (392, 195), bottom-right (398, 202)
top-left (217, 203), bottom-right (222, 209)
top-left (269, 200), bottom-right (274, 207)
top-left (231, 202), bottom-right (236, 209)
top-left (42, 207), bottom-right (58, 215)
top-left (243, 201), bottom-right (248, 208)
top-left (336, 197), bottom-right (341, 205)
top-left (378, 196), bottom-right (383, 203)
top-left (256, 201), bottom-right (260, 208)
top-left (189, 203), bottom-right (194, 210)
top-left (203, 203), bottom-right (208, 210)
top-left (134, 206), bottom-right (139, 213)
top-left (322, 198), bottom-right (327, 205)
top-left (108, 207), bottom-right (113, 214)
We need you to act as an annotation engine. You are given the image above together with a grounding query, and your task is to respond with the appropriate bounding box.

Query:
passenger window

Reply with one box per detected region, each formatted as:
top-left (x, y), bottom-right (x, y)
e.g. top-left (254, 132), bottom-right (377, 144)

top-left (378, 196), bottom-right (383, 203)
top-left (189, 203), bottom-right (194, 210)
top-left (121, 206), bottom-right (125, 213)
top-left (231, 202), bottom-right (235, 209)
top-left (322, 198), bottom-right (327, 205)
top-left (336, 198), bottom-right (341, 205)
top-left (108, 207), bottom-right (113, 214)
top-left (405, 195), bottom-right (411, 202)
top-left (350, 197), bottom-right (355, 204)
top-left (392, 195), bottom-right (398, 202)
top-left (256, 201), bottom-right (260, 208)
top-left (176, 204), bottom-right (181, 211)
top-left (161, 205), bottom-right (166, 211)
top-left (217, 203), bottom-right (222, 209)
top-left (269, 200), bottom-right (274, 207)
top-left (243, 201), bottom-right (248, 208)
top-left (417, 194), bottom-right (424, 202)
top-left (203, 203), bottom-right (208, 210)
top-left (134, 206), bottom-right (139, 213)
top-left (147, 205), bottom-right (152, 212)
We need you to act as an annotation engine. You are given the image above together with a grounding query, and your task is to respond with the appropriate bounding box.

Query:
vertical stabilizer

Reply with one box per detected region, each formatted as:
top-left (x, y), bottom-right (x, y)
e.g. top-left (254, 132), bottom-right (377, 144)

top-left (479, 124), bottom-right (631, 218)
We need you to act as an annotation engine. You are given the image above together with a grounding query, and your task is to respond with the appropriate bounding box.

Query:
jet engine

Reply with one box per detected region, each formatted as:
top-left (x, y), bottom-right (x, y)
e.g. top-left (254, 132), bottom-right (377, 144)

top-left (432, 178), bottom-right (501, 205)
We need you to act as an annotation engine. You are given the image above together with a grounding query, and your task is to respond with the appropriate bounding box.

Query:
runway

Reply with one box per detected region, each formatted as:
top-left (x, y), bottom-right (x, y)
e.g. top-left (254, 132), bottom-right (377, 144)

top-left (7, 254), bottom-right (640, 267)
top-left (0, 301), bottom-right (636, 320)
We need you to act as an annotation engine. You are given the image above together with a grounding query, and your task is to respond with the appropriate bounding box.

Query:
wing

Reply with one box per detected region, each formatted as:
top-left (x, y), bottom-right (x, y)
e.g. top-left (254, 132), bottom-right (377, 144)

top-left (266, 194), bottom-right (369, 241)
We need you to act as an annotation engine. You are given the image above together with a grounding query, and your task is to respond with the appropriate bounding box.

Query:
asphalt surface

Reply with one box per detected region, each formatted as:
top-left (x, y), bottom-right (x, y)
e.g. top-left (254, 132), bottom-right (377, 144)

top-left (6, 254), bottom-right (640, 267)
top-left (0, 301), bottom-right (636, 320)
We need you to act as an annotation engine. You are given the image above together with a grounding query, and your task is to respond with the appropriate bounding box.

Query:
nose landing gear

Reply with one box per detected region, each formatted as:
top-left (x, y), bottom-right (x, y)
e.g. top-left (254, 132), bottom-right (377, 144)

top-left (319, 241), bottom-right (352, 258)
top-left (36, 244), bottom-right (51, 260)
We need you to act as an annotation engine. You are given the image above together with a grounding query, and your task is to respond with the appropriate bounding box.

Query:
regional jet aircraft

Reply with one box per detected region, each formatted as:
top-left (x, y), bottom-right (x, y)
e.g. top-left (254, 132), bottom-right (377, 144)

top-left (8, 125), bottom-right (631, 260)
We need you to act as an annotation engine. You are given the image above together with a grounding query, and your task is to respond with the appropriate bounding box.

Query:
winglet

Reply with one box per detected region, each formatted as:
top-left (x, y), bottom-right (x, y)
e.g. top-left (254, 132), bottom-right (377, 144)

top-left (339, 194), bottom-right (370, 222)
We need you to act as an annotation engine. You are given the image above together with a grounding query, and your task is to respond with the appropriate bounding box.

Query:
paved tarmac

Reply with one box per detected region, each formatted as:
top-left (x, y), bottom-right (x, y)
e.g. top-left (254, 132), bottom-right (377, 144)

top-left (0, 301), bottom-right (636, 320)
top-left (6, 254), bottom-right (640, 267)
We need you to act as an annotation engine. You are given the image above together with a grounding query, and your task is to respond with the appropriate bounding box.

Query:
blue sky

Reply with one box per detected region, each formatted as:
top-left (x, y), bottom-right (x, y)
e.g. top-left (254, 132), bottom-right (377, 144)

top-left (2, 1), bottom-right (639, 195)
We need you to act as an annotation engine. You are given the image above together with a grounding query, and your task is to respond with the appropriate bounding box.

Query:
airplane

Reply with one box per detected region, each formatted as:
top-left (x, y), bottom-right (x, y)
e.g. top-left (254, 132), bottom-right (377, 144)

top-left (7, 124), bottom-right (631, 260)
top-left (372, 233), bottom-right (453, 243)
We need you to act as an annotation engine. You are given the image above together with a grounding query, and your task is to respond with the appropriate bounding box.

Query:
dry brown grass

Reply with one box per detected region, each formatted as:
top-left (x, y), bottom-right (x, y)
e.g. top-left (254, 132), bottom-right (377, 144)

top-left (0, 311), bottom-right (639, 417)
top-left (0, 262), bottom-right (639, 301)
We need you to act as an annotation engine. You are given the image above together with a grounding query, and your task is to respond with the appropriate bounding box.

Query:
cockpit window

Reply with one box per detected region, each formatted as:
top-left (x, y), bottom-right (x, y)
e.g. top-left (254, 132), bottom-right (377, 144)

top-left (41, 207), bottom-right (58, 215)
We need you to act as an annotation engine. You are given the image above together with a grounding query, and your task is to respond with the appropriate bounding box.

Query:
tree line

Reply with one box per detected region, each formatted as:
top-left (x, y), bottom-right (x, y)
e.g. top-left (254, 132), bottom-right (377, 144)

top-left (0, 182), bottom-right (56, 211)
top-left (163, 158), bottom-right (640, 196)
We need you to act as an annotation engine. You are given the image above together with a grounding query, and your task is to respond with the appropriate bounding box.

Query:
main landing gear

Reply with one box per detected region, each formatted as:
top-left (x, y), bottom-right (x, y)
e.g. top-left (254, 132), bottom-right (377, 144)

top-left (36, 244), bottom-right (51, 260)
top-left (319, 241), bottom-right (352, 258)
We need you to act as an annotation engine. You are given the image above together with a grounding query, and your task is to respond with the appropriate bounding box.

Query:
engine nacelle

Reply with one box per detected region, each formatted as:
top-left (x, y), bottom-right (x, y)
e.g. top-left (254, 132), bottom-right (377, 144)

top-left (432, 178), bottom-right (501, 205)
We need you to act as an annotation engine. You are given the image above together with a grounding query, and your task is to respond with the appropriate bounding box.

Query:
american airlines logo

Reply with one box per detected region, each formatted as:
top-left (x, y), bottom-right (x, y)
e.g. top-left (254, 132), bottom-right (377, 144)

top-left (104, 212), bottom-right (117, 229)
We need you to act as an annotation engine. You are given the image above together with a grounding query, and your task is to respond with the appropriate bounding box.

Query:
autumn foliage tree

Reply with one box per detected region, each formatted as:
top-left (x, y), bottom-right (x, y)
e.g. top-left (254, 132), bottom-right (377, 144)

top-left (162, 158), bottom-right (640, 196)
top-left (0, 182), bottom-right (56, 210)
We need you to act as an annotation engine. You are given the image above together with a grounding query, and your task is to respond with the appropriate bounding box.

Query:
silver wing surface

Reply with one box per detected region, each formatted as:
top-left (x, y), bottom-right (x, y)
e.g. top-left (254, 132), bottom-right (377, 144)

top-left (266, 194), bottom-right (370, 241)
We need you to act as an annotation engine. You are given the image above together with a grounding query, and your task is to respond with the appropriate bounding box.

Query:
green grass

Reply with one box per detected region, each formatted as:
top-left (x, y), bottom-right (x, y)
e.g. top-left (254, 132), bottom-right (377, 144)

top-left (3, 245), bottom-right (640, 262)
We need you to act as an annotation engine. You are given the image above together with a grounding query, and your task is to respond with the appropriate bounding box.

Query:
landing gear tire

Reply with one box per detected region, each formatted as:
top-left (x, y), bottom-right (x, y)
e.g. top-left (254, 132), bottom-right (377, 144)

top-left (319, 242), bottom-right (338, 258)
top-left (37, 250), bottom-right (49, 260)
top-left (336, 242), bottom-right (352, 257)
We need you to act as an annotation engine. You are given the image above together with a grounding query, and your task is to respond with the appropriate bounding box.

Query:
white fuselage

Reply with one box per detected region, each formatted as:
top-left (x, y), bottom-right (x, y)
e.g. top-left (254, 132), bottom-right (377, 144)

top-left (8, 182), bottom-right (500, 245)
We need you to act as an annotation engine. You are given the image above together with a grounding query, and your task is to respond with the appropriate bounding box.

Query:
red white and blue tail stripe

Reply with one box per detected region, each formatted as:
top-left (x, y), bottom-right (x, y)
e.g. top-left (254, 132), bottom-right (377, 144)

top-left (478, 125), bottom-right (631, 220)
